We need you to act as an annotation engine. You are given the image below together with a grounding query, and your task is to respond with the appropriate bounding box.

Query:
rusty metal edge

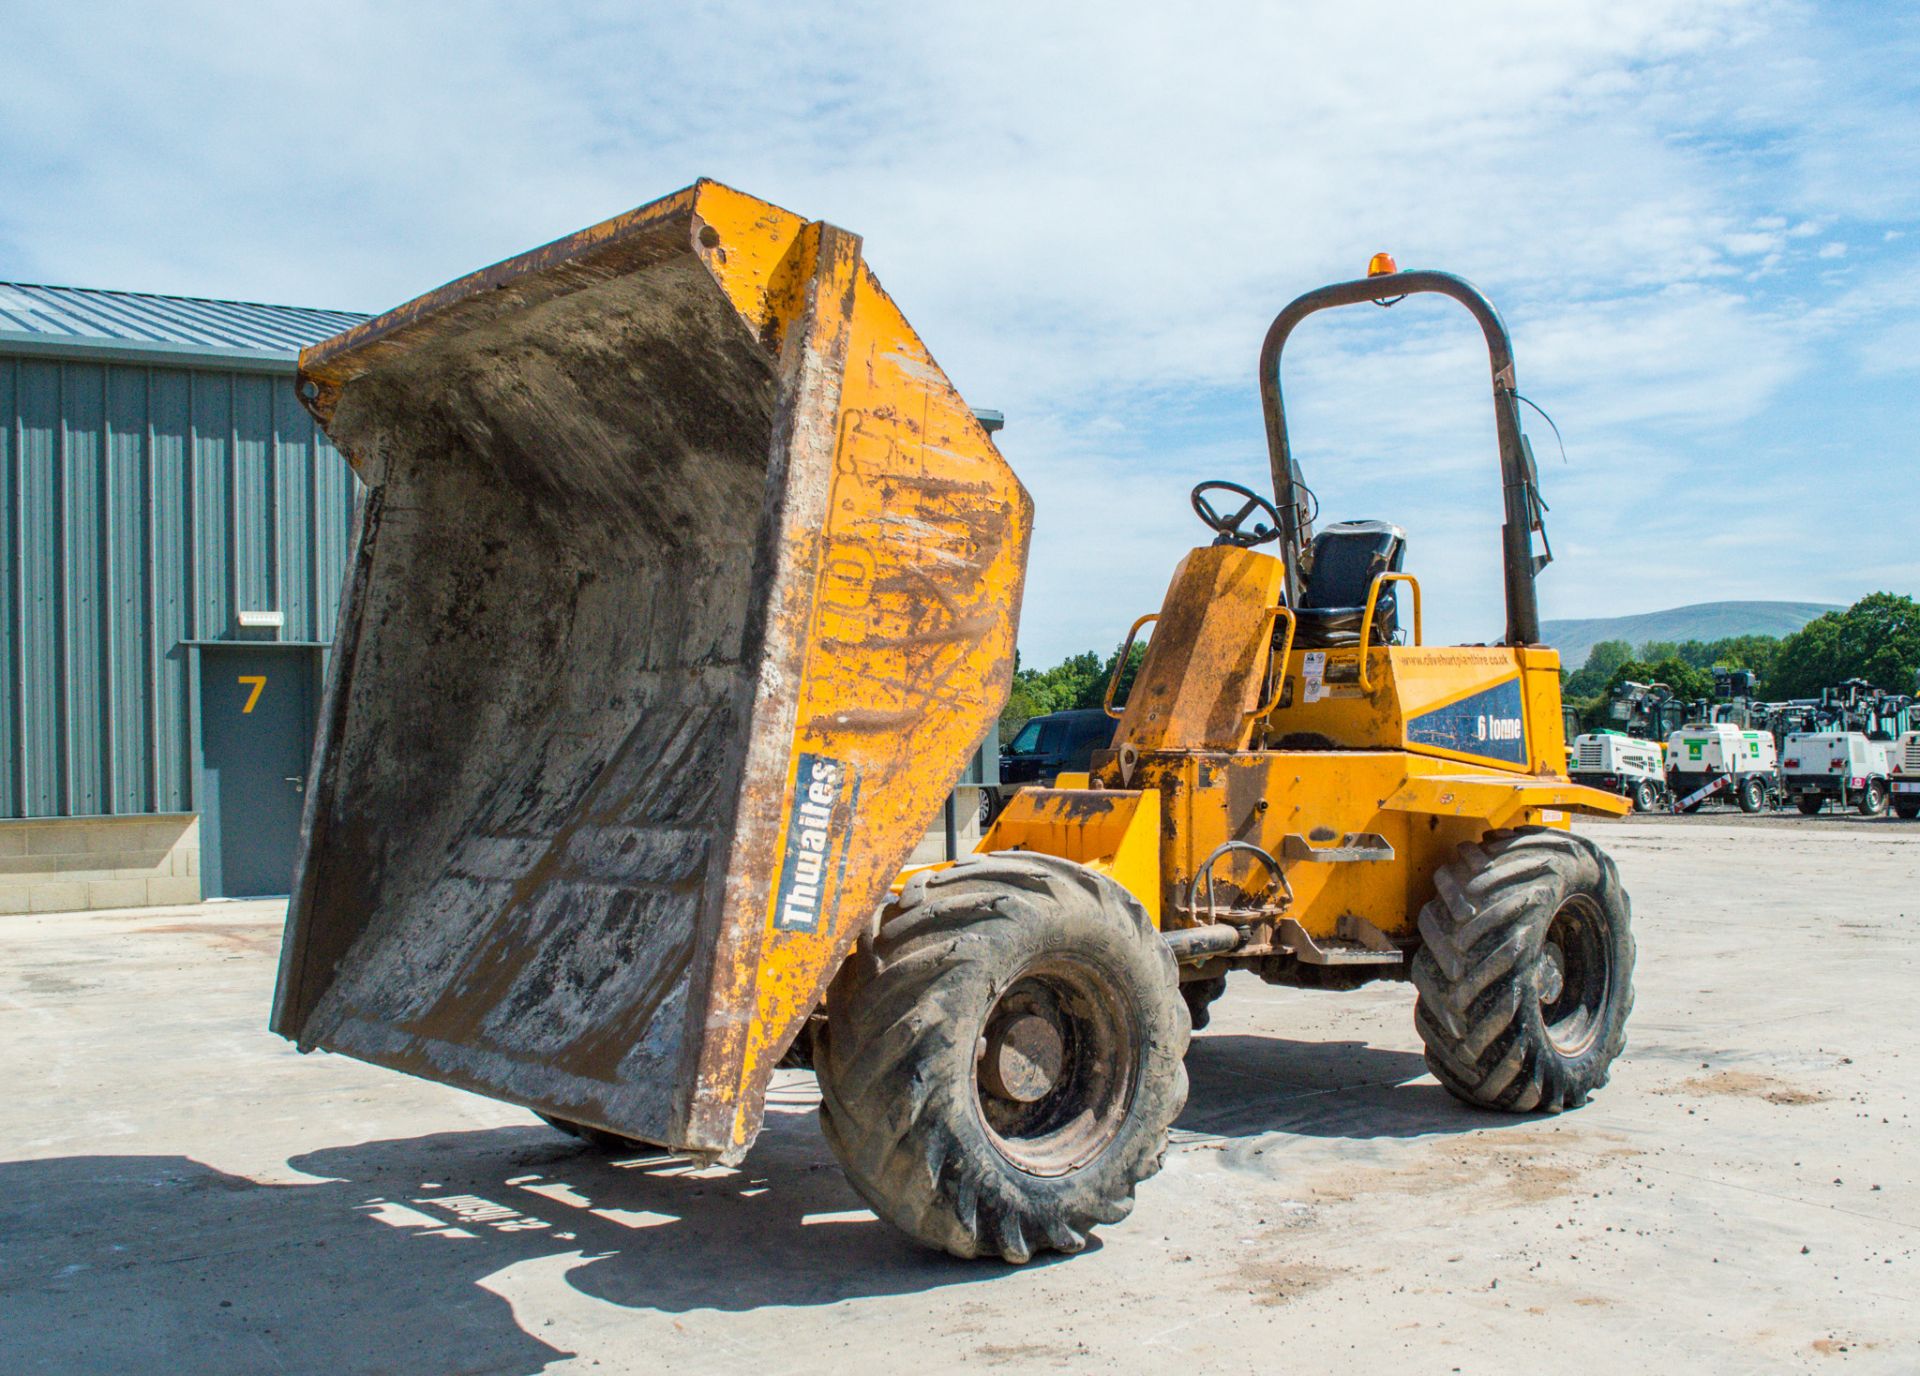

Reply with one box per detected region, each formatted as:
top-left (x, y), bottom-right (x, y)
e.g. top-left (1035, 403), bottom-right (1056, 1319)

top-left (671, 222), bottom-right (864, 1158)
top-left (292, 179), bottom-right (782, 423)
top-left (271, 480), bottom-right (380, 1040)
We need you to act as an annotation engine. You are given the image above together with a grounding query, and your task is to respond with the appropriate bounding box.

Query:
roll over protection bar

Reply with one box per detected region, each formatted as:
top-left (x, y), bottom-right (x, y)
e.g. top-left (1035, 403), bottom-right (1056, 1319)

top-left (1257, 270), bottom-right (1548, 647)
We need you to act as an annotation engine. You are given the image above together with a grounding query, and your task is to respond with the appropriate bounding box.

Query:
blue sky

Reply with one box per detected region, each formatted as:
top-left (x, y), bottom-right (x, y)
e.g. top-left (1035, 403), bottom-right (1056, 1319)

top-left (3, 2), bottom-right (1913, 663)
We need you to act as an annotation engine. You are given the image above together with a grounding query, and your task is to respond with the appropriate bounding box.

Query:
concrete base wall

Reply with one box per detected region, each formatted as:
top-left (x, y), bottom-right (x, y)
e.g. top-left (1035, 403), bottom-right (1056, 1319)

top-left (0, 815), bottom-right (201, 914)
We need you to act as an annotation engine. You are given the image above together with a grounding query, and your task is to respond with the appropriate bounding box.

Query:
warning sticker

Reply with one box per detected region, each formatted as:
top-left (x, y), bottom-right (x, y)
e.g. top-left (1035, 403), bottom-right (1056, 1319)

top-left (1302, 651), bottom-right (1327, 704)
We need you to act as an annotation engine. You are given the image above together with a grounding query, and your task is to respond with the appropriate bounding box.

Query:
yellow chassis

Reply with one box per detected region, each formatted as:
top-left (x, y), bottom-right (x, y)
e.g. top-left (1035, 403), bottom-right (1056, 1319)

top-left (965, 545), bottom-right (1626, 964)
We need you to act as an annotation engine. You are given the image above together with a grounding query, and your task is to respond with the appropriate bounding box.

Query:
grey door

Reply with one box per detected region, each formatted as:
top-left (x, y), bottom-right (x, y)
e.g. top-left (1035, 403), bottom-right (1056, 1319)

top-left (200, 646), bottom-right (316, 898)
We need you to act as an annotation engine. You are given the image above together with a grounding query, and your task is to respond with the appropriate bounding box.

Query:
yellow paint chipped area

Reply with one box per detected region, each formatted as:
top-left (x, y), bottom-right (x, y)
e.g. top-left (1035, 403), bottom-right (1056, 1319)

top-left (1265, 643), bottom-right (1570, 776)
top-left (1382, 768), bottom-right (1628, 824)
top-left (687, 182), bottom-right (811, 349)
top-left (1029, 538), bottom-right (1615, 942)
top-left (285, 179), bottom-right (1022, 1165)
top-left (1085, 750), bottom-right (1623, 939)
top-left (297, 183), bottom-right (705, 389)
top-left (979, 787), bottom-right (1163, 924)
top-left (1117, 547), bottom-right (1287, 753)
top-left (298, 179), bottom-right (818, 428)
top-left (718, 249), bottom-right (1033, 1153)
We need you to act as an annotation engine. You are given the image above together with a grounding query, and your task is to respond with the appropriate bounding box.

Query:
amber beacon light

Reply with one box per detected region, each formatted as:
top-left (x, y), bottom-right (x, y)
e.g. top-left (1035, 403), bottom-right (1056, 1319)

top-left (1367, 251), bottom-right (1399, 276)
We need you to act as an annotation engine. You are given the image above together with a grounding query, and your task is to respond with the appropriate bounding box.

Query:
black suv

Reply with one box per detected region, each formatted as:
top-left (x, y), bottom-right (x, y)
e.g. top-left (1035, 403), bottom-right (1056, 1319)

top-left (999, 709), bottom-right (1115, 789)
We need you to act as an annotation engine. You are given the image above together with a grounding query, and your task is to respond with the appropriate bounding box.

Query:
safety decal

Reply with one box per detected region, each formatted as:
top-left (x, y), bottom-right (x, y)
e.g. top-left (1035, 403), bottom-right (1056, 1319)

top-left (772, 753), bottom-right (859, 933)
top-left (1302, 651), bottom-right (1327, 704)
top-left (1407, 677), bottom-right (1528, 764)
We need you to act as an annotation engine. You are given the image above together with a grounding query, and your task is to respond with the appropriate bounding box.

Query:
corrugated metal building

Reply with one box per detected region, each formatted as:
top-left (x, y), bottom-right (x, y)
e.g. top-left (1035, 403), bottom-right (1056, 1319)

top-left (1, 283), bottom-right (366, 910)
top-left (2, 281), bottom-right (1002, 913)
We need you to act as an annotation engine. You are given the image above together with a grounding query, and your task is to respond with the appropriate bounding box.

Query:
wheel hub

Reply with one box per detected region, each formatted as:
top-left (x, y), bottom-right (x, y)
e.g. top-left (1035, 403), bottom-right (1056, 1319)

top-left (1539, 897), bottom-right (1610, 1057)
top-left (972, 965), bottom-right (1138, 1177)
top-left (981, 1011), bottom-right (1067, 1103)
top-left (1538, 942), bottom-right (1567, 1005)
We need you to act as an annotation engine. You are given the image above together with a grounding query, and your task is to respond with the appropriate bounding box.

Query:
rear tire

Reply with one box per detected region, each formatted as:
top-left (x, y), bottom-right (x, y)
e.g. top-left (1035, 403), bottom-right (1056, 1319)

top-left (1796, 794), bottom-right (1824, 816)
top-left (1858, 780), bottom-right (1889, 816)
top-left (817, 853), bottom-right (1188, 1263)
top-left (1630, 779), bottom-right (1657, 813)
top-left (1412, 829), bottom-right (1634, 1114)
top-left (1894, 799), bottom-right (1920, 820)
top-left (1736, 776), bottom-right (1765, 813)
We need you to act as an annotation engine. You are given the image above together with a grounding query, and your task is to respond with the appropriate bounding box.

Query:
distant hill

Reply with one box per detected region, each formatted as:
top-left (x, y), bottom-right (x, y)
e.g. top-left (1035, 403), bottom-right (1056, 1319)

top-left (1542, 601), bottom-right (1841, 668)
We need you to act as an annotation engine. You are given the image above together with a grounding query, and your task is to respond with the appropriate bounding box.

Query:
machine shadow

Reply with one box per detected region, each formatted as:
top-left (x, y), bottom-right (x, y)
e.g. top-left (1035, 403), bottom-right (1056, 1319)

top-left (1175, 1031), bottom-right (1538, 1141)
top-left (1, 1040), bottom-right (1548, 1373)
top-left (0, 1088), bottom-right (1058, 1375)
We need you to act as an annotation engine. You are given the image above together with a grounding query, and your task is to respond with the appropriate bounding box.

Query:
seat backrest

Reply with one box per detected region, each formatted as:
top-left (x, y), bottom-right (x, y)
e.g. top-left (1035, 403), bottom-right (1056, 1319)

top-left (1301, 520), bottom-right (1406, 611)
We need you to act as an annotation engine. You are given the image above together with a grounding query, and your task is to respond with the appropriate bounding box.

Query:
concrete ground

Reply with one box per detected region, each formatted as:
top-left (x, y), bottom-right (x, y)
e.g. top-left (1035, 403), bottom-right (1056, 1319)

top-left (2, 818), bottom-right (1915, 1374)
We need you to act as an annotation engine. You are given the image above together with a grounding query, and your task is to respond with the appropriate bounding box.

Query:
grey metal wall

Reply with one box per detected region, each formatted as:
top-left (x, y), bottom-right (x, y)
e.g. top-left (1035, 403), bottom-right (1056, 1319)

top-left (1, 355), bottom-right (357, 819)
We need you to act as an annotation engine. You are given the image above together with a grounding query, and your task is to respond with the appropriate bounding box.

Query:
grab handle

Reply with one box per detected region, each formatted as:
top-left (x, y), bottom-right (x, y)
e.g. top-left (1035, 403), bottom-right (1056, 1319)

top-left (1103, 613), bottom-right (1160, 719)
top-left (1249, 606), bottom-right (1298, 719)
top-left (1357, 573), bottom-right (1422, 692)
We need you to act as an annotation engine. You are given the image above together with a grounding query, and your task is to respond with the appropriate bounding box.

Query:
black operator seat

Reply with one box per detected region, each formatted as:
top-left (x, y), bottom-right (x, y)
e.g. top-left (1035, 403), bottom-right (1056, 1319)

top-left (1292, 520), bottom-right (1407, 648)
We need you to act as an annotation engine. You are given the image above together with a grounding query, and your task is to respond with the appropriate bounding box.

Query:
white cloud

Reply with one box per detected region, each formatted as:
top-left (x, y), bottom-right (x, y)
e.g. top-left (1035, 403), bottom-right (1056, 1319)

top-left (1, 0), bottom-right (1915, 662)
top-left (1724, 230), bottom-right (1787, 256)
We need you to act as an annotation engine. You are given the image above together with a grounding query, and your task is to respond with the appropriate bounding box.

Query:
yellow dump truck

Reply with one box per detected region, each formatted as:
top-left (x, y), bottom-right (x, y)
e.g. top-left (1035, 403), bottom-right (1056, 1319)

top-left (274, 181), bottom-right (1634, 1264)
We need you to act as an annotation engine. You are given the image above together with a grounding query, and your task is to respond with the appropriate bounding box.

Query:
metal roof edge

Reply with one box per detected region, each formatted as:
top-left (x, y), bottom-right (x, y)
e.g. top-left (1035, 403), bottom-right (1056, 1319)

top-left (0, 330), bottom-right (298, 374)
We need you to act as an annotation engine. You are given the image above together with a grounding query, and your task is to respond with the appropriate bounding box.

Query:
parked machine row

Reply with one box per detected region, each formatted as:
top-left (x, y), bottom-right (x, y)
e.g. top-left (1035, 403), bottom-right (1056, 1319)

top-left (1567, 719), bottom-right (1919, 817)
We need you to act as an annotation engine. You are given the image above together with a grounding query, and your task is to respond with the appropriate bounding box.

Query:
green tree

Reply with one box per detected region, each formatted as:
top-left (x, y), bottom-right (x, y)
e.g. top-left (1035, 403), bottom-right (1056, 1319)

top-left (1651, 656), bottom-right (1715, 703)
top-left (1603, 656), bottom-right (1714, 704)
top-left (1089, 639), bottom-right (1148, 710)
top-left (1001, 650), bottom-right (1111, 741)
top-left (1045, 651), bottom-right (1108, 711)
top-left (1768, 593), bottom-right (1920, 698)
top-left (1663, 634), bottom-right (1782, 693)
top-left (999, 679), bottom-right (1044, 743)
top-left (999, 638), bottom-right (1153, 741)
top-left (1564, 638), bottom-right (1633, 700)
top-left (1705, 634), bottom-right (1781, 685)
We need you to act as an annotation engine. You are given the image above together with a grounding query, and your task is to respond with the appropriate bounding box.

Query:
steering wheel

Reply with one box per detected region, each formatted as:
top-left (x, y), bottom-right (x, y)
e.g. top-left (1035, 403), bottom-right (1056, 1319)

top-left (1190, 481), bottom-right (1282, 548)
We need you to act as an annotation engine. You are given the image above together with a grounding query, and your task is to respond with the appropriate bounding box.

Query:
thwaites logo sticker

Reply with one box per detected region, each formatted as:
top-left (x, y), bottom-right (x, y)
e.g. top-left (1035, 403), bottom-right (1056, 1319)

top-left (771, 753), bottom-right (859, 933)
top-left (1407, 677), bottom-right (1529, 764)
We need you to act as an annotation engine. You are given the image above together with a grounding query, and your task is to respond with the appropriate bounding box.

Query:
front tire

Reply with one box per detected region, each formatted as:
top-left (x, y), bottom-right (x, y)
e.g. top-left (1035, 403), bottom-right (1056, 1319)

top-left (1737, 776), bottom-right (1765, 813)
top-left (817, 853), bottom-right (1188, 1263)
top-left (1630, 779), bottom-right (1658, 813)
top-left (1412, 829), bottom-right (1634, 1114)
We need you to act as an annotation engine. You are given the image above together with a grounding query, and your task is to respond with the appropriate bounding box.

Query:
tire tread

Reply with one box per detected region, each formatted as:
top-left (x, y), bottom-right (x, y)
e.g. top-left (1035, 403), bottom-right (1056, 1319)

top-left (817, 852), bottom-right (1188, 1263)
top-left (1412, 828), bottom-right (1634, 1115)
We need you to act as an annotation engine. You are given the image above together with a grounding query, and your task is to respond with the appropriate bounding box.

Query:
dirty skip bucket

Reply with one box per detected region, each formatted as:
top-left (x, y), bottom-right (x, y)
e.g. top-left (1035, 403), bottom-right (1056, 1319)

top-left (272, 181), bottom-right (1032, 1161)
